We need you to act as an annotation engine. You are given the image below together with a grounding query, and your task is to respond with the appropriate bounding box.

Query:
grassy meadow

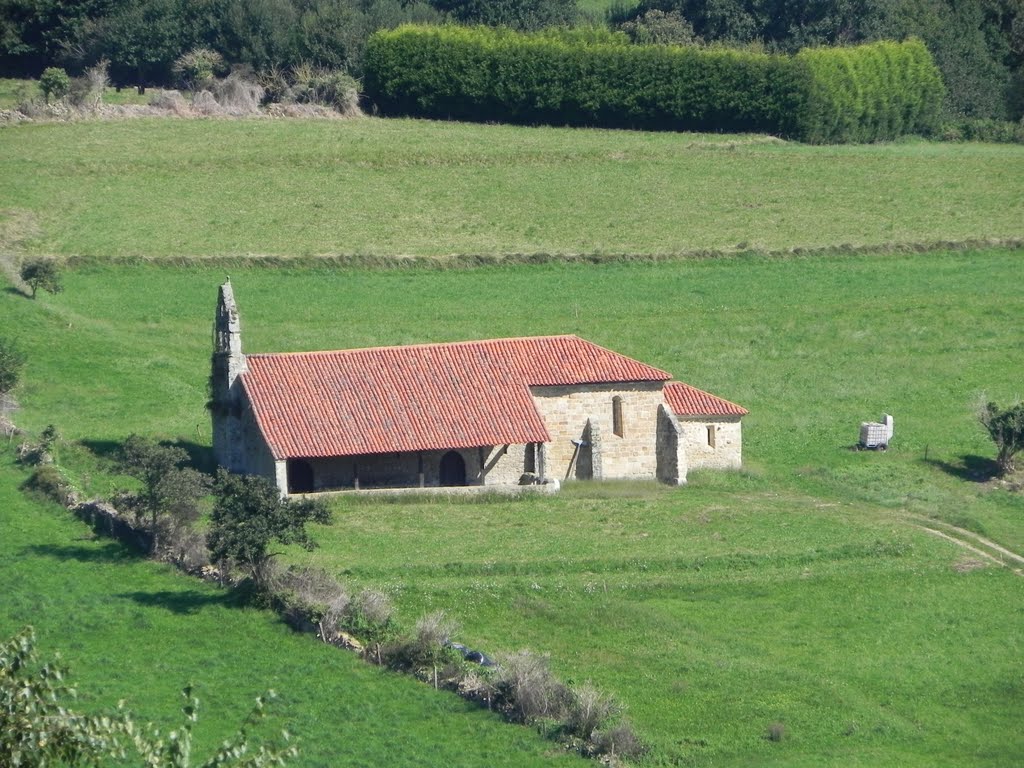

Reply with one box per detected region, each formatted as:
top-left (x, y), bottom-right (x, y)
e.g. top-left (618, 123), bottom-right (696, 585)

top-left (1, 118), bottom-right (1022, 260)
top-left (2, 248), bottom-right (1022, 766)
top-left (1, 113), bottom-right (1023, 766)
top-left (0, 457), bottom-right (588, 767)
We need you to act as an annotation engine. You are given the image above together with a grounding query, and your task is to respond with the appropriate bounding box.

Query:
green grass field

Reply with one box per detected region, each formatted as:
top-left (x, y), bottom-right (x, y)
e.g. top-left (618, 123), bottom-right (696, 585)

top-left (2, 114), bottom-right (1023, 766)
top-left (1, 118), bottom-right (1021, 260)
top-left (0, 458), bottom-right (588, 767)
top-left (2, 248), bottom-right (1022, 766)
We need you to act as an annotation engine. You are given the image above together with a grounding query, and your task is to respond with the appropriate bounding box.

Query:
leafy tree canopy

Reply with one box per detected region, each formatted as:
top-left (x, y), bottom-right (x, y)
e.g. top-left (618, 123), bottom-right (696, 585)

top-left (20, 258), bottom-right (63, 298)
top-left (118, 434), bottom-right (211, 553)
top-left (209, 469), bottom-right (330, 591)
top-left (978, 400), bottom-right (1024, 474)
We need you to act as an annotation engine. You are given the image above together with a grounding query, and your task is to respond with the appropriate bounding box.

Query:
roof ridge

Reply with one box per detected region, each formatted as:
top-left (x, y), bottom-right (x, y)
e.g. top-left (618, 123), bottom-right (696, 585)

top-left (246, 334), bottom-right (581, 359)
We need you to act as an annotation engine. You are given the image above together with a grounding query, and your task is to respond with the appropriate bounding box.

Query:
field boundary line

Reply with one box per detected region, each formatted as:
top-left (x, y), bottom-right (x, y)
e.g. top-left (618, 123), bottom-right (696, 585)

top-left (49, 237), bottom-right (1024, 272)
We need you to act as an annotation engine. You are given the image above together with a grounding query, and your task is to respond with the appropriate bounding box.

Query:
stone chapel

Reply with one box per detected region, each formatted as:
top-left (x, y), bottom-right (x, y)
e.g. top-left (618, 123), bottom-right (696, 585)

top-left (211, 281), bottom-right (747, 496)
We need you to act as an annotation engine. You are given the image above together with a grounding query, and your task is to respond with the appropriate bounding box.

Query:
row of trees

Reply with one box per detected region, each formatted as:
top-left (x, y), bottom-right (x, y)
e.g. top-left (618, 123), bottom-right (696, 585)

top-left (611, 0), bottom-right (1024, 121)
top-left (1, 0), bottom-right (1021, 120)
top-left (0, 0), bottom-right (442, 83)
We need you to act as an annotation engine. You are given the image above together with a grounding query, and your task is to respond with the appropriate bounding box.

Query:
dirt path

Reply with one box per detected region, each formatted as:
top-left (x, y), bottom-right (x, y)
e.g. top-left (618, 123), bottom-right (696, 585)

top-left (908, 514), bottom-right (1024, 577)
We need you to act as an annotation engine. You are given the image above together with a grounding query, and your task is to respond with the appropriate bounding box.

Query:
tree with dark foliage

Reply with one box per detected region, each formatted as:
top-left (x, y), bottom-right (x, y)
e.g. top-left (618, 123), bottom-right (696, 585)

top-left (978, 400), bottom-right (1024, 475)
top-left (209, 469), bottom-right (330, 592)
top-left (118, 434), bottom-right (210, 554)
top-left (20, 258), bottom-right (63, 298)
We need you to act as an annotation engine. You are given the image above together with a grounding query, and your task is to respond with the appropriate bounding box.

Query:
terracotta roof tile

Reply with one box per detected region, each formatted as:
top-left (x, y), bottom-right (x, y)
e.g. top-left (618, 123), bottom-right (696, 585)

top-left (664, 381), bottom-right (748, 417)
top-left (242, 336), bottom-right (670, 460)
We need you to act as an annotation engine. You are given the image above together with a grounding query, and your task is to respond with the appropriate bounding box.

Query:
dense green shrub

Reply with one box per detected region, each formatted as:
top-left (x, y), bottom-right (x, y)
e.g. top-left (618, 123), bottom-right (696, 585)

top-left (364, 27), bottom-right (944, 142)
top-left (364, 25), bottom-right (808, 135)
top-left (939, 117), bottom-right (1024, 144)
top-left (794, 39), bottom-right (945, 143)
top-left (428, 0), bottom-right (577, 31)
top-left (39, 66), bottom-right (70, 102)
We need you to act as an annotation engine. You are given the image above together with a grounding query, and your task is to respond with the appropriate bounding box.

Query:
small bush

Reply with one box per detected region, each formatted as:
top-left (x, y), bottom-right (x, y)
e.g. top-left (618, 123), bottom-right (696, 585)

top-left (17, 424), bottom-right (59, 466)
top-left (22, 464), bottom-right (74, 505)
top-left (493, 650), bottom-right (571, 724)
top-left (211, 74), bottom-right (265, 114)
top-left (345, 588), bottom-right (396, 663)
top-left (68, 61), bottom-right (109, 109)
top-left (620, 10), bottom-right (699, 46)
top-left (351, 587), bottom-right (394, 627)
top-left (272, 565), bottom-right (351, 635)
top-left (173, 48), bottom-right (227, 91)
top-left (39, 67), bottom-right (70, 103)
top-left (565, 682), bottom-right (620, 740)
top-left (591, 719), bottom-right (645, 760)
top-left (383, 610), bottom-right (460, 671)
top-left (149, 90), bottom-right (191, 115)
top-left (19, 258), bottom-right (63, 298)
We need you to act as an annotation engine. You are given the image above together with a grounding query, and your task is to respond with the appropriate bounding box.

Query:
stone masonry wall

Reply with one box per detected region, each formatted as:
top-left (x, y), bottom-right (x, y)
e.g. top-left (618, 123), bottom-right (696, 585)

top-left (531, 382), bottom-right (665, 481)
top-left (677, 416), bottom-right (743, 470)
top-left (656, 404), bottom-right (687, 485)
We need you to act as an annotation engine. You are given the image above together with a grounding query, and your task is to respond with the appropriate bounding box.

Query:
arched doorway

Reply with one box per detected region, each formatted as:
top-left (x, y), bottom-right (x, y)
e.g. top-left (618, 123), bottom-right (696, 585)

top-left (439, 451), bottom-right (467, 486)
top-left (287, 459), bottom-right (314, 494)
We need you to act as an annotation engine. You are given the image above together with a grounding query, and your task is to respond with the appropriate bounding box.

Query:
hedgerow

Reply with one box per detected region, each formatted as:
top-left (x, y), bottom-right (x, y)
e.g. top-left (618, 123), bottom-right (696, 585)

top-left (364, 25), bottom-right (808, 135)
top-left (364, 26), bottom-right (946, 143)
top-left (794, 39), bottom-right (945, 143)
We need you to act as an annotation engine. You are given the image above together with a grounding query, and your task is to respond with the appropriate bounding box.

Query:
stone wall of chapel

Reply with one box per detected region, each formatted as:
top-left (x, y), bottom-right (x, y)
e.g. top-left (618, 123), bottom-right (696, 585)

top-left (238, 393), bottom-right (279, 482)
top-left (677, 417), bottom-right (743, 470)
top-left (530, 382), bottom-right (665, 481)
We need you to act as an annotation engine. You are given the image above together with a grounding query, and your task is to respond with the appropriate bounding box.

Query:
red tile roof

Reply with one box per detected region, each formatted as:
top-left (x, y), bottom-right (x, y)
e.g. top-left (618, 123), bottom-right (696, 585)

top-left (241, 335), bottom-right (670, 460)
top-left (664, 382), bottom-right (748, 417)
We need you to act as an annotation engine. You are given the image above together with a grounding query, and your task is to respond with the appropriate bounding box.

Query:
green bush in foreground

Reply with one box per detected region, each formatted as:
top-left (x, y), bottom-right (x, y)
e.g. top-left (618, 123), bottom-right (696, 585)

top-left (38, 67), bottom-right (70, 103)
top-left (0, 626), bottom-right (297, 768)
top-left (364, 27), bottom-right (945, 142)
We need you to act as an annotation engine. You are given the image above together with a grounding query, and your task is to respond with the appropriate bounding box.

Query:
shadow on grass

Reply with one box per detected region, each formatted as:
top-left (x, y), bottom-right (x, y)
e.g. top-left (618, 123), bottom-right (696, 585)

top-left (22, 541), bottom-right (143, 562)
top-left (80, 437), bottom-right (215, 474)
top-left (169, 440), bottom-right (216, 474)
top-left (925, 455), bottom-right (1001, 483)
top-left (80, 438), bottom-right (122, 461)
top-left (118, 589), bottom-right (238, 615)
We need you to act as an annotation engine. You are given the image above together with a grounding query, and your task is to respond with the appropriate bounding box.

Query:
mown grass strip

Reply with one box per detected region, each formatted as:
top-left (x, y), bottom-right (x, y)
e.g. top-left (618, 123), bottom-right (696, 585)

top-left (1, 118), bottom-right (1021, 260)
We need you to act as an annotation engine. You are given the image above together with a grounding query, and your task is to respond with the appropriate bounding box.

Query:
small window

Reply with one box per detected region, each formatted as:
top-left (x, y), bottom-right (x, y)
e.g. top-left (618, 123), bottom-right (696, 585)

top-left (706, 425), bottom-right (716, 448)
top-left (612, 396), bottom-right (624, 437)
